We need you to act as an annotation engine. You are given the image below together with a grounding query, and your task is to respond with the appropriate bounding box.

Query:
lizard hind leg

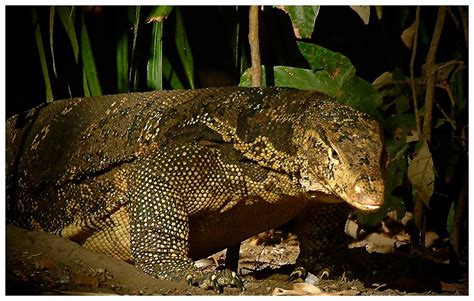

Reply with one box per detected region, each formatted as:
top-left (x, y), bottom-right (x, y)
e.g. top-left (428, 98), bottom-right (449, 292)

top-left (294, 202), bottom-right (351, 279)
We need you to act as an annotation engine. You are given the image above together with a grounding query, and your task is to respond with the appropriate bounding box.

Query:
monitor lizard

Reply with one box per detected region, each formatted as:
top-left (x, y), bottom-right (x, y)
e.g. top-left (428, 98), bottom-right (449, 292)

top-left (6, 87), bottom-right (385, 292)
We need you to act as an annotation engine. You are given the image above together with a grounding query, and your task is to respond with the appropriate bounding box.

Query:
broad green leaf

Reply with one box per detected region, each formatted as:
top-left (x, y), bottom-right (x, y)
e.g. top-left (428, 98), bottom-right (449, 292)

top-left (147, 22), bottom-right (163, 90)
top-left (147, 6), bottom-right (173, 22)
top-left (81, 15), bottom-right (102, 96)
top-left (240, 65), bottom-right (339, 95)
top-left (395, 94), bottom-right (410, 113)
top-left (163, 55), bottom-right (184, 89)
top-left (384, 142), bottom-right (409, 193)
top-left (175, 8), bottom-right (195, 88)
top-left (297, 41), bottom-right (355, 88)
top-left (274, 66), bottom-right (338, 95)
top-left (407, 141), bottom-right (435, 208)
top-left (336, 75), bottom-right (383, 119)
top-left (57, 6), bottom-right (79, 63)
top-left (382, 113), bottom-right (416, 138)
top-left (116, 33), bottom-right (129, 93)
top-left (31, 8), bottom-right (53, 102)
top-left (276, 6), bottom-right (319, 39)
top-left (49, 7), bottom-right (57, 78)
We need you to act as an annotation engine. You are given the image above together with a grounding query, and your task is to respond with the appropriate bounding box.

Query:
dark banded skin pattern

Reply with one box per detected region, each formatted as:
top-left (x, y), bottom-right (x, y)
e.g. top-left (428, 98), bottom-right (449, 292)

top-left (6, 87), bottom-right (385, 290)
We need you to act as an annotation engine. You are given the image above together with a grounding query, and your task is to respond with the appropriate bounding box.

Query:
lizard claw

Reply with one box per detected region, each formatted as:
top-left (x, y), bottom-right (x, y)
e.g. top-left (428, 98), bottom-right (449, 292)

top-left (186, 269), bottom-right (244, 293)
top-left (289, 266), bottom-right (308, 282)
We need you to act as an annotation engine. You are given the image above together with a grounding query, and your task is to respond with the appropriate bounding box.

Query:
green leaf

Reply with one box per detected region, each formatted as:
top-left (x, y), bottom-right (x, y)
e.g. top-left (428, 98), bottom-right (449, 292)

top-left (31, 8), bottom-right (53, 102)
top-left (163, 55), bottom-right (184, 89)
top-left (240, 65), bottom-right (339, 95)
top-left (446, 201), bottom-right (455, 234)
top-left (384, 142), bottom-right (409, 193)
top-left (238, 66), bottom-right (267, 87)
top-left (116, 33), bottom-right (129, 93)
top-left (336, 76), bottom-right (383, 121)
top-left (383, 113), bottom-right (416, 133)
top-left (175, 8), bottom-right (195, 88)
top-left (394, 95), bottom-right (410, 114)
top-left (81, 15), bottom-right (102, 96)
top-left (129, 6), bottom-right (141, 90)
top-left (276, 6), bottom-right (319, 39)
top-left (147, 22), bottom-right (163, 90)
top-left (297, 41), bottom-right (356, 88)
top-left (49, 7), bottom-right (57, 78)
top-left (57, 6), bottom-right (79, 63)
top-left (147, 6), bottom-right (173, 22)
top-left (274, 66), bottom-right (338, 95)
top-left (83, 68), bottom-right (90, 97)
top-left (336, 75), bottom-right (383, 119)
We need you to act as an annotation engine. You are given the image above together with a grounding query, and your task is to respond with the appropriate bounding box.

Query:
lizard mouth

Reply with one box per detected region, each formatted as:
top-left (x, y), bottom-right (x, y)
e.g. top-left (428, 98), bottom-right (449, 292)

top-left (349, 201), bottom-right (382, 212)
top-left (305, 187), bottom-right (383, 212)
top-left (347, 182), bottom-right (384, 212)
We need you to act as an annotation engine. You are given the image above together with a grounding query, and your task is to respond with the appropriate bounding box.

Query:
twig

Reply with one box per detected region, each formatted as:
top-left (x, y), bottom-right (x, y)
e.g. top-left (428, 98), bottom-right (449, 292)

top-left (446, 7), bottom-right (459, 29)
top-left (249, 6), bottom-right (262, 87)
top-left (436, 82), bottom-right (456, 111)
top-left (422, 6), bottom-right (447, 142)
top-left (410, 6), bottom-right (422, 136)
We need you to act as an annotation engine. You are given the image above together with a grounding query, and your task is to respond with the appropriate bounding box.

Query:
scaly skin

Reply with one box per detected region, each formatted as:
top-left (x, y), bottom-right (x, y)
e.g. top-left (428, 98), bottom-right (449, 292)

top-left (6, 87), bottom-right (385, 290)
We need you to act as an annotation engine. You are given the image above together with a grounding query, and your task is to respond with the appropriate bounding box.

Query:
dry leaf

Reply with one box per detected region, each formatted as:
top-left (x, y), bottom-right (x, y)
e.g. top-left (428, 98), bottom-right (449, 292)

top-left (345, 219), bottom-right (360, 239)
top-left (401, 20), bottom-right (417, 49)
top-left (272, 283), bottom-right (335, 296)
top-left (424, 230), bottom-right (440, 248)
top-left (375, 6), bottom-right (383, 20)
top-left (365, 233), bottom-right (396, 254)
top-left (372, 71), bottom-right (393, 88)
top-left (350, 6), bottom-right (370, 25)
top-left (407, 142), bottom-right (435, 208)
top-left (406, 130), bottom-right (420, 143)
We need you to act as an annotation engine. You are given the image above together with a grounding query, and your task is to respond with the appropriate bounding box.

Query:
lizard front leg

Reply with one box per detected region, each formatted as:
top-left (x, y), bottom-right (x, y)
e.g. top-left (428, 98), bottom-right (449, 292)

top-left (293, 202), bottom-right (351, 280)
top-left (127, 144), bottom-right (243, 292)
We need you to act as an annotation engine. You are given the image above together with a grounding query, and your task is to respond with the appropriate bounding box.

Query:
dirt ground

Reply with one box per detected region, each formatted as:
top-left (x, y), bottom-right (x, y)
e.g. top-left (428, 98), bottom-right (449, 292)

top-left (5, 224), bottom-right (468, 296)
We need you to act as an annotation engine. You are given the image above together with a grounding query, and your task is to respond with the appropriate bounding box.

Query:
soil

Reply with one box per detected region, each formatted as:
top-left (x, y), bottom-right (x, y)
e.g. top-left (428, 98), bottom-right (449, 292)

top-left (5, 225), bottom-right (468, 296)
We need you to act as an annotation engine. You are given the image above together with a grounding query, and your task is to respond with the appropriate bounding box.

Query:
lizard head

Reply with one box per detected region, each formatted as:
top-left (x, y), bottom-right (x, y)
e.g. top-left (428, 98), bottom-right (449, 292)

top-left (221, 88), bottom-right (385, 212)
top-left (296, 100), bottom-right (385, 212)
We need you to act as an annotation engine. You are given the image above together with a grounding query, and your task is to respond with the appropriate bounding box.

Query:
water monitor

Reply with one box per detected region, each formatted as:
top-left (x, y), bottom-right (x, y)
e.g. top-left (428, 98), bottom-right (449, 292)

top-left (6, 87), bottom-right (385, 291)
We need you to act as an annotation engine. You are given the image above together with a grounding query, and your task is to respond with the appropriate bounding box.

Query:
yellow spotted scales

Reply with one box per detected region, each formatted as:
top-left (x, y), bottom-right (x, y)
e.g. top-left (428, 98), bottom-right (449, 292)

top-left (6, 87), bottom-right (385, 288)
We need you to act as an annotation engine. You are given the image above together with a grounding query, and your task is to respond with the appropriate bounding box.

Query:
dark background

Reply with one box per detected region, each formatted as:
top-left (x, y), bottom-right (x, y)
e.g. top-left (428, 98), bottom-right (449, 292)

top-left (6, 6), bottom-right (451, 117)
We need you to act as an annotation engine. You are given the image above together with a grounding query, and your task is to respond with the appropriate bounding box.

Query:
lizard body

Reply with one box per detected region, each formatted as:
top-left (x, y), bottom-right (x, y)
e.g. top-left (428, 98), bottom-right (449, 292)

top-left (6, 87), bottom-right (384, 288)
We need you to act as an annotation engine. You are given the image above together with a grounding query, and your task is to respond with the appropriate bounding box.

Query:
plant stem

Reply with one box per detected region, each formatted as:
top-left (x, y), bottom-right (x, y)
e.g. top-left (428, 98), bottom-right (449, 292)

top-left (249, 6), bottom-right (261, 87)
top-left (422, 6), bottom-right (447, 142)
top-left (410, 6), bottom-right (421, 136)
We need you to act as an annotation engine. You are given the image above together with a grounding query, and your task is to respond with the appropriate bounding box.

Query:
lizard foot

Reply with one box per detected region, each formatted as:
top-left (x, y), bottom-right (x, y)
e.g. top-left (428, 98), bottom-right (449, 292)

top-left (186, 269), bottom-right (244, 293)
